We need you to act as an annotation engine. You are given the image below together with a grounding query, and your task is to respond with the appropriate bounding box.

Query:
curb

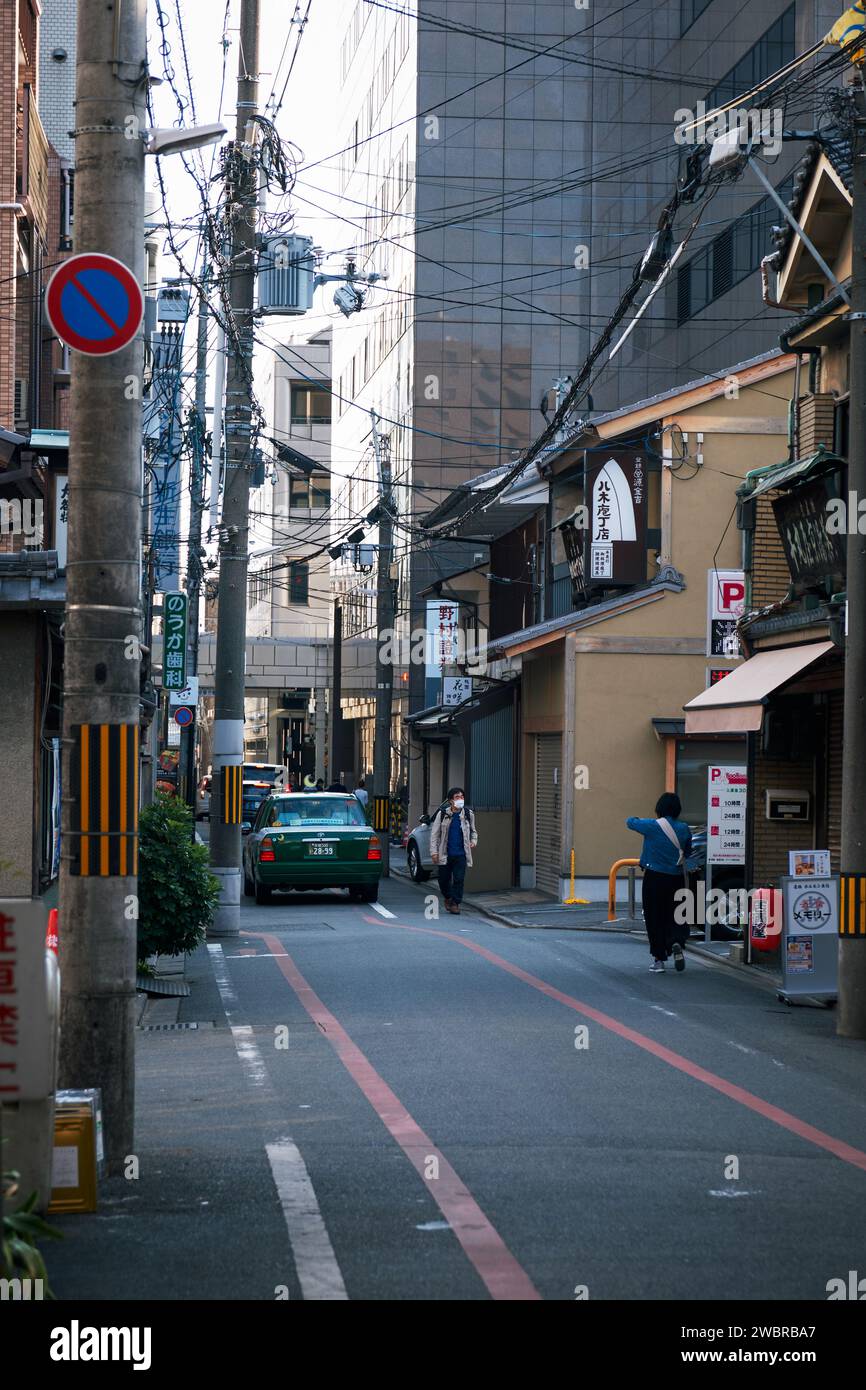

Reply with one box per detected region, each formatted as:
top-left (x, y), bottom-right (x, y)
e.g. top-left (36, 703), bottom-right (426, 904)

top-left (391, 864), bottom-right (782, 989)
top-left (391, 865), bottom-right (639, 934)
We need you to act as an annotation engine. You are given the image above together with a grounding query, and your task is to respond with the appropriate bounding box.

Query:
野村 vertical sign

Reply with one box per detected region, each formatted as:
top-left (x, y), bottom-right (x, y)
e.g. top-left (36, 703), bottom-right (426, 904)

top-left (706, 764), bottom-right (747, 865)
top-left (163, 591), bottom-right (188, 691)
top-left (425, 600), bottom-right (459, 707)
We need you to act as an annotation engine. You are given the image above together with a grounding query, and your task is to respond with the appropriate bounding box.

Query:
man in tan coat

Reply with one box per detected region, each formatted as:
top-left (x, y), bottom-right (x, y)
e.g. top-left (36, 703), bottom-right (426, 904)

top-left (430, 786), bottom-right (478, 915)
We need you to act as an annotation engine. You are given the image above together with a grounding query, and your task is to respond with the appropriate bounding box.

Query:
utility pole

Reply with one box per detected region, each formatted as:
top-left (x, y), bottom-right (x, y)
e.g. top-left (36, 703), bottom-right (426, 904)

top-left (371, 411), bottom-right (394, 877)
top-left (331, 596), bottom-right (344, 784)
top-left (839, 77), bottom-right (866, 1038)
top-left (182, 272), bottom-right (209, 820)
top-left (209, 0), bottom-right (260, 934)
top-left (58, 0), bottom-right (146, 1168)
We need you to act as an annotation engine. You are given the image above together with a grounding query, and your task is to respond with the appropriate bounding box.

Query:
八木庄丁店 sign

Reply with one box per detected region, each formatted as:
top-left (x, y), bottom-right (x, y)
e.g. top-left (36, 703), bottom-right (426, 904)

top-left (585, 451), bottom-right (647, 587)
top-left (706, 764), bottom-right (747, 865)
top-left (163, 592), bottom-right (188, 691)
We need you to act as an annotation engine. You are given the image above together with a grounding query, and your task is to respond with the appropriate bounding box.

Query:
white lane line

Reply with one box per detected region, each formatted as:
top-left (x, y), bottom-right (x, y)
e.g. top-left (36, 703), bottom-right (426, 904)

top-left (266, 1141), bottom-right (348, 1301)
top-left (222, 952), bottom-right (290, 959)
top-left (728, 1041), bottom-right (757, 1056)
top-left (370, 902), bottom-right (396, 919)
top-left (208, 943), bottom-right (348, 1301)
top-left (650, 1005), bottom-right (678, 1018)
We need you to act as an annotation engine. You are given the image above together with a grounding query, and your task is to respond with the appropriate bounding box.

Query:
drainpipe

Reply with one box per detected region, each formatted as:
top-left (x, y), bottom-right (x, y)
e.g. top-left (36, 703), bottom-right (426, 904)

top-left (561, 631), bottom-right (577, 903)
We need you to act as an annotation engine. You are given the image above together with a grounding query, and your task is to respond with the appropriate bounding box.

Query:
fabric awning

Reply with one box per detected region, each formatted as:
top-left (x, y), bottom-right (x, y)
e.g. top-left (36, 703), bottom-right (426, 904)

top-left (683, 641), bottom-right (835, 734)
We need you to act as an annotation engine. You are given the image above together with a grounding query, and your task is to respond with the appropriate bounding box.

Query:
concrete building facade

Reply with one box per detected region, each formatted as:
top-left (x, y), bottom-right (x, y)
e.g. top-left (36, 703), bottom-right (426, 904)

top-left (327, 0), bottom-right (842, 820)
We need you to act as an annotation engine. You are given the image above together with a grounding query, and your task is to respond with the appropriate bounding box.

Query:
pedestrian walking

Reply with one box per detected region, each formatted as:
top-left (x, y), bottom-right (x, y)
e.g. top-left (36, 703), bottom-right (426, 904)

top-left (626, 793), bottom-right (692, 973)
top-left (354, 778), bottom-right (368, 809)
top-left (430, 787), bottom-right (477, 915)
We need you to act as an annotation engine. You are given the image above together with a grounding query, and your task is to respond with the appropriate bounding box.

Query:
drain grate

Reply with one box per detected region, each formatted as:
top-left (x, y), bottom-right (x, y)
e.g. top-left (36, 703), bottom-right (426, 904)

top-left (136, 975), bottom-right (191, 997)
top-left (140, 1021), bottom-right (214, 1032)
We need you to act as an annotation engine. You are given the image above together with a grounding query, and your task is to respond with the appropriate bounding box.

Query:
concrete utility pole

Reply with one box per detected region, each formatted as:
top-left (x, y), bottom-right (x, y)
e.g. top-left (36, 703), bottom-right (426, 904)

top-left (331, 596), bottom-right (344, 783)
top-left (371, 412), bottom-right (394, 877)
top-left (182, 272), bottom-right (209, 819)
top-left (59, 0), bottom-right (147, 1168)
top-left (209, 0), bottom-right (260, 934)
top-left (839, 80), bottom-right (866, 1038)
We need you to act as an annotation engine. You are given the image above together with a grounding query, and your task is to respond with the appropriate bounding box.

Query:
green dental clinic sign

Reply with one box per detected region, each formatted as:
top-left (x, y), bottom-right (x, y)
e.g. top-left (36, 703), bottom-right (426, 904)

top-left (163, 591), bottom-right (188, 691)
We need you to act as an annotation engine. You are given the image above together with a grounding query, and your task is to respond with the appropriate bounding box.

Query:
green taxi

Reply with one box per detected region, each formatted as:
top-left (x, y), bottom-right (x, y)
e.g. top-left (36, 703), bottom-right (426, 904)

top-left (242, 793), bottom-right (382, 905)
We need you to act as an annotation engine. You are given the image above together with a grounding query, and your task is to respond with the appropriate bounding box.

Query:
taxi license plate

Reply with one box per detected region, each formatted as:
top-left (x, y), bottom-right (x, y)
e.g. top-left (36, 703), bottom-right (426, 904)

top-left (307, 844), bottom-right (334, 856)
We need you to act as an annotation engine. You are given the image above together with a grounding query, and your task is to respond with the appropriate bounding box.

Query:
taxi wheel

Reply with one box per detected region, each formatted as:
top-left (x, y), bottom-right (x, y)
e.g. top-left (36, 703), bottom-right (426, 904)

top-left (254, 875), bottom-right (272, 905)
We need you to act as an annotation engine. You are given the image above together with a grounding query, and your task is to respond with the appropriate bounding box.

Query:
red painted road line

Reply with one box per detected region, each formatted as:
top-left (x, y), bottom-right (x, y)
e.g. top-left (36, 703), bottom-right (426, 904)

top-left (367, 919), bottom-right (866, 1176)
top-left (69, 274), bottom-right (122, 332)
top-left (252, 930), bottom-right (540, 1301)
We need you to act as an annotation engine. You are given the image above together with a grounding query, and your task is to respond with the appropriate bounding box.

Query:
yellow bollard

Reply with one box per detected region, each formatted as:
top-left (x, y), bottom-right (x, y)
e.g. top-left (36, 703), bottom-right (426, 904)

top-left (563, 848), bottom-right (588, 905)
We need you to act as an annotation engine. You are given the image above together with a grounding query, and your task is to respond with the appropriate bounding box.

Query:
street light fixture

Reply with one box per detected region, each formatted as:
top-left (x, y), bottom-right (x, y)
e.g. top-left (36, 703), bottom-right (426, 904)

top-left (145, 123), bottom-right (227, 157)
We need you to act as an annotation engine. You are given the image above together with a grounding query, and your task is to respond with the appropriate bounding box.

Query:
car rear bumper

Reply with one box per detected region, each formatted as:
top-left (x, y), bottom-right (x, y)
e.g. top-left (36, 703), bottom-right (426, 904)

top-left (257, 862), bottom-right (382, 889)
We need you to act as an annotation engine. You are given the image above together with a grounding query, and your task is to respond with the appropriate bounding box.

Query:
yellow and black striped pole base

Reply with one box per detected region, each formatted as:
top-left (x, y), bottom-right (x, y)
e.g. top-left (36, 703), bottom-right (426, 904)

top-left (219, 764), bottom-right (243, 825)
top-left (839, 874), bottom-right (866, 936)
top-left (69, 723), bottom-right (139, 876)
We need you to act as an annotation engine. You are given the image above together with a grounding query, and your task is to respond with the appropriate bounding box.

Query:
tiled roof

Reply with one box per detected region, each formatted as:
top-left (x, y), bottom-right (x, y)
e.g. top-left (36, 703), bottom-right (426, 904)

top-left (767, 129), bottom-right (852, 270)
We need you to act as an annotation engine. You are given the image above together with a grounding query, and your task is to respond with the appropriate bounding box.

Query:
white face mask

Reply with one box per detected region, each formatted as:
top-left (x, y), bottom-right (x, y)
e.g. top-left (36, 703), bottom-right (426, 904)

top-left (453, 798), bottom-right (464, 811)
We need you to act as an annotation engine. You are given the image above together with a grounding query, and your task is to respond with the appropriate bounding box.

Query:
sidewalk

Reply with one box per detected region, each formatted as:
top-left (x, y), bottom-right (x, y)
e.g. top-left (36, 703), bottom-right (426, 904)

top-left (390, 852), bottom-right (783, 988)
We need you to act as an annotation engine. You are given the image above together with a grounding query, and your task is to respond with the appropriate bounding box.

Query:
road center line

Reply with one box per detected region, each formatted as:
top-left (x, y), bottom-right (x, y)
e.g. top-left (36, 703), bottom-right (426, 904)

top-left (252, 930), bottom-right (540, 1301)
top-left (207, 943), bottom-right (348, 1300)
top-left (370, 922), bottom-right (866, 1176)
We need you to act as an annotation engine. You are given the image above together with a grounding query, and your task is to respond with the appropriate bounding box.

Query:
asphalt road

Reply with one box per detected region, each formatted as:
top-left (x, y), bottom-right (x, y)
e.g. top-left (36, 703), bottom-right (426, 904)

top-left (49, 867), bottom-right (866, 1302)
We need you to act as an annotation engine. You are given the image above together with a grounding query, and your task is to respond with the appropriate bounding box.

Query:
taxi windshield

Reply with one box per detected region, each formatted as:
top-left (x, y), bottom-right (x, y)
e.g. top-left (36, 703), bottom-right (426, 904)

top-left (266, 797), bottom-right (366, 828)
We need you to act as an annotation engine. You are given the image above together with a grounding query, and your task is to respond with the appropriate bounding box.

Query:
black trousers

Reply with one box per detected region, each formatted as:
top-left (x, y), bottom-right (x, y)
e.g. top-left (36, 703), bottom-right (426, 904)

top-left (642, 867), bottom-right (687, 960)
top-left (438, 854), bottom-right (467, 905)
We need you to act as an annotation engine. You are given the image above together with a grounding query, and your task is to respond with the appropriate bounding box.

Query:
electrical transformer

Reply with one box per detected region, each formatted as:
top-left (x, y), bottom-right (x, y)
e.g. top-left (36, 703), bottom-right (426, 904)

top-left (257, 234), bottom-right (316, 315)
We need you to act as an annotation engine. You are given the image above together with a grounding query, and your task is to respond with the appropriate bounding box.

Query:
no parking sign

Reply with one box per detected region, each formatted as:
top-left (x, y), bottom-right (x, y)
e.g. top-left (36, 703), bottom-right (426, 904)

top-left (46, 253), bottom-right (144, 356)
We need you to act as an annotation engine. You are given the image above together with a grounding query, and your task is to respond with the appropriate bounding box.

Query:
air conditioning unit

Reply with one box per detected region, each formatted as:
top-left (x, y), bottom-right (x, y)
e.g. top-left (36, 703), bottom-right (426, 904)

top-left (14, 378), bottom-right (28, 427)
top-left (257, 235), bottom-right (315, 315)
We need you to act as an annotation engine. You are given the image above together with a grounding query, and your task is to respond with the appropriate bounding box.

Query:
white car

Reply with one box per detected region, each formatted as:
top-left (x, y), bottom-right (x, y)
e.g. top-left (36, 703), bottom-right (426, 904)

top-left (405, 801), bottom-right (448, 883)
top-left (196, 774), bottom-right (212, 820)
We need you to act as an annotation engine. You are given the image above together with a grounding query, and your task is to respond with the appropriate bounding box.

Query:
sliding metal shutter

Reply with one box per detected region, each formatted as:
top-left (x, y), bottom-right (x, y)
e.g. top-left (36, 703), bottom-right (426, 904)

top-left (535, 734), bottom-right (562, 895)
top-left (471, 704), bottom-right (513, 809)
top-left (827, 690), bottom-right (843, 870)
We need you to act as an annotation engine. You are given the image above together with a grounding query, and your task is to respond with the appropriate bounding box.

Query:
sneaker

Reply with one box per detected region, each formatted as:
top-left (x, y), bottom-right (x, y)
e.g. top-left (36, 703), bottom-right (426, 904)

top-left (672, 943), bottom-right (685, 972)
top-left (649, 959), bottom-right (665, 973)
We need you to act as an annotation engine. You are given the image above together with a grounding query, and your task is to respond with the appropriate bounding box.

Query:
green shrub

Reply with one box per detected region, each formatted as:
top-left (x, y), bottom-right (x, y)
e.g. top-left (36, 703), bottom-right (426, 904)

top-left (2, 1171), bottom-right (61, 1292)
top-left (137, 794), bottom-right (220, 962)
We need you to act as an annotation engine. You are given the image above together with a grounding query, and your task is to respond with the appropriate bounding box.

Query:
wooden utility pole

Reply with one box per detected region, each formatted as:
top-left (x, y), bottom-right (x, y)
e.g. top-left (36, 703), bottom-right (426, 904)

top-left (371, 412), bottom-right (394, 876)
top-left (839, 78), bottom-right (866, 1037)
top-left (58, 0), bottom-right (147, 1167)
top-left (209, 0), bottom-right (260, 934)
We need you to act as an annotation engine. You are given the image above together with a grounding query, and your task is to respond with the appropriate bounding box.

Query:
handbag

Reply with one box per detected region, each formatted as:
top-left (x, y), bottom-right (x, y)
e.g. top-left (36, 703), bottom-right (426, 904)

top-left (656, 817), bottom-right (690, 891)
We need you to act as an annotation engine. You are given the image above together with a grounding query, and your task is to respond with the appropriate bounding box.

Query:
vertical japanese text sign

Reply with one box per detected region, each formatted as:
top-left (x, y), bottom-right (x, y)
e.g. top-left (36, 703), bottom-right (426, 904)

top-left (163, 592), bottom-right (188, 691)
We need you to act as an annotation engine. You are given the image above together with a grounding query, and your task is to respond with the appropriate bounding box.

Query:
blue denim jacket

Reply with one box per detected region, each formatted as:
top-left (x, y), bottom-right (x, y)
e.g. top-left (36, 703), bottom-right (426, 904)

top-left (626, 816), bottom-right (692, 875)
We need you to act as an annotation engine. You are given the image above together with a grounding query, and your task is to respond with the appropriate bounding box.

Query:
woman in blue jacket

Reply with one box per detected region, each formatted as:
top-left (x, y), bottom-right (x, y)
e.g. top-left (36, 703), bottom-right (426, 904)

top-left (626, 793), bottom-right (692, 973)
